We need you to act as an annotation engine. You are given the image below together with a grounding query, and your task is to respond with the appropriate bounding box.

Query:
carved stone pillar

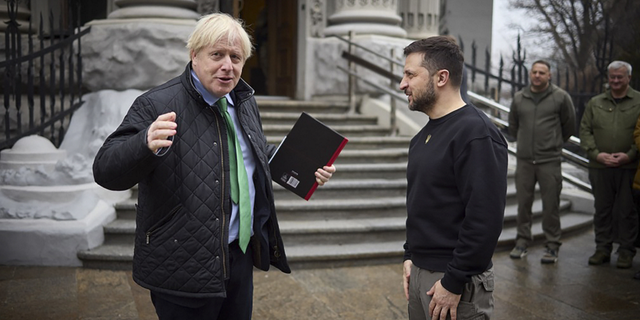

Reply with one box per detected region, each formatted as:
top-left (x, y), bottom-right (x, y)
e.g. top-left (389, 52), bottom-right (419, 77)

top-left (84, 0), bottom-right (200, 91)
top-left (324, 0), bottom-right (406, 38)
top-left (398, 0), bottom-right (440, 39)
top-left (108, 0), bottom-right (200, 19)
top-left (309, 0), bottom-right (326, 38)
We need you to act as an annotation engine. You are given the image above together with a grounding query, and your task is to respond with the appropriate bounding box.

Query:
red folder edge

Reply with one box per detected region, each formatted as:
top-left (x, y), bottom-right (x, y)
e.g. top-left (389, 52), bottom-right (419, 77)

top-left (303, 137), bottom-right (349, 201)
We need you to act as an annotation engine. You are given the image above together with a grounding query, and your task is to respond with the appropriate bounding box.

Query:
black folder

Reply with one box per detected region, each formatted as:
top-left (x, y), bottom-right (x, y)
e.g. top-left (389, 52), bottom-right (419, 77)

top-left (268, 112), bottom-right (348, 200)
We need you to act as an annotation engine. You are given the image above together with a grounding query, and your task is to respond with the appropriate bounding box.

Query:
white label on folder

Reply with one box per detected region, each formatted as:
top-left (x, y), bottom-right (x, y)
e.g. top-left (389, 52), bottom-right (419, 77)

top-left (286, 176), bottom-right (300, 188)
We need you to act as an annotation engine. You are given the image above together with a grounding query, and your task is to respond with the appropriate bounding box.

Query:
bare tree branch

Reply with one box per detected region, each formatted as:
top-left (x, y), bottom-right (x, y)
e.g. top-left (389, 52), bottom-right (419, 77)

top-left (509, 0), bottom-right (625, 71)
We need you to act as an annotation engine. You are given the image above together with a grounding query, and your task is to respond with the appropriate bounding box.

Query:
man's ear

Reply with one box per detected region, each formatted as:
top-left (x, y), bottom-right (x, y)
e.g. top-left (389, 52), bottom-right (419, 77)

top-left (436, 70), bottom-right (450, 87)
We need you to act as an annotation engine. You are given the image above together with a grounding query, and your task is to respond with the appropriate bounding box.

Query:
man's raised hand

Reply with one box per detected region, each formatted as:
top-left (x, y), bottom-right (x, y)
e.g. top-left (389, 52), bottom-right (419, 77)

top-left (147, 112), bottom-right (177, 153)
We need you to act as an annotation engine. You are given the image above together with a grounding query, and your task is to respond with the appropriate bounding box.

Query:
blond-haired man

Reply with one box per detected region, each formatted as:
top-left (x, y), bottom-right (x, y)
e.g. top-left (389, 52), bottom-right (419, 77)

top-left (93, 13), bottom-right (335, 319)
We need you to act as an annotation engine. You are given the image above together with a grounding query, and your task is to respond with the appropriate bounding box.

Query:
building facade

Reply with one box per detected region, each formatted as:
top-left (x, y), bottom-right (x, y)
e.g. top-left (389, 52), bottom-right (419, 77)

top-left (2, 0), bottom-right (493, 100)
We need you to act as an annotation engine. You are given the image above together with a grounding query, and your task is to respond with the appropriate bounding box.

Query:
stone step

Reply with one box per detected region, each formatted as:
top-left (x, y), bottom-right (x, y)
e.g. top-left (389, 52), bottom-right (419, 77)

top-left (260, 112), bottom-right (378, 126)
top-left (254, 98), bottom-right (350, 113)
top-left (102, 219), bottom-right (135, 246)
top-left (114, 199), bottom-right (136, 220)
top-left (77, 244), bottom-right (134, 271)
top-left (262, 124), bottom-right (390, 138)
top-left (274, 197), bottom-right (407, 221)
top-left (279, 217), bottom-right (405, 246)
top-left (98, 192), bottom-right (572, 244)
top-left (331, 163), bottom-right (407, 180)
top-left (80, 205), bottom-right (591, 270)
top-left (274, 180), bottom-right (548, 210)
top-left (284, 211), bottom-right (593, 269)
top-left (267, 136), bottom-right (411, 150)
top-left (333, 148), bottom-right (408, 164)
top-left (273, 178), bottom-right (407, 200)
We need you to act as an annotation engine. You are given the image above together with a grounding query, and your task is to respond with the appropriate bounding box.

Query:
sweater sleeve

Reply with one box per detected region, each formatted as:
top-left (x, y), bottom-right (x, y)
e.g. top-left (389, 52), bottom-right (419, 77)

top-left (93, 96), bottom-right (165, 191)
top-left (440, 135), bottom-right (507, 295)
top-left (508, 98), bottom-right (519, 139)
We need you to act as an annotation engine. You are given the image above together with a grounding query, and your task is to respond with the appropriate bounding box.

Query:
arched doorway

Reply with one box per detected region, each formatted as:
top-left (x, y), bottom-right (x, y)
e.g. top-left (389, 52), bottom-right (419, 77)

top-left (224, 0), bottom-right (297, 98)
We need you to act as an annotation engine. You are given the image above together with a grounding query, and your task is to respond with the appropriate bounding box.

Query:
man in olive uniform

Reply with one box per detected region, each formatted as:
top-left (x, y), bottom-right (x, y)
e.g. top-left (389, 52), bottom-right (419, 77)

top-left (580, 60), bottom-right (640, 269)
top-left (508, 60), bottom-right (576, 264)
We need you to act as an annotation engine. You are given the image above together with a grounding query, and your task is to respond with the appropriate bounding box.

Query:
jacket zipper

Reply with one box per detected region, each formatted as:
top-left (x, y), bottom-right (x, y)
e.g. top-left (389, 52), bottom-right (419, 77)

top-left (213, 109), bottom-right (229, 279)
top-left (531, 100), bottom-right (538, 164)
top-left (189, 74), bottom-right (230, 279)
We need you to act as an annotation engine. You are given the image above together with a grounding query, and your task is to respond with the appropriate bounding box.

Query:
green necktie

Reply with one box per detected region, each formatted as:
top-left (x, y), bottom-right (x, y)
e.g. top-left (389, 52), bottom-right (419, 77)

top-left (217, 97), bottom-right (251, 253)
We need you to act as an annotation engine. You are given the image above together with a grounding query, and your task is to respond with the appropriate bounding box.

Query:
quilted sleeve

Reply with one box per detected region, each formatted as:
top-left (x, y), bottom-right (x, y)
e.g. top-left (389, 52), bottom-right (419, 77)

top-left (93, 96), bottom-right (166, 191)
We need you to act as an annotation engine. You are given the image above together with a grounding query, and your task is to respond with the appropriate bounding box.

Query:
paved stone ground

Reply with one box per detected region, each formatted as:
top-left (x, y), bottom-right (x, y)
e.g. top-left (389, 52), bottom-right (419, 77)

top-left (1, 230), bottom-right (639, 320)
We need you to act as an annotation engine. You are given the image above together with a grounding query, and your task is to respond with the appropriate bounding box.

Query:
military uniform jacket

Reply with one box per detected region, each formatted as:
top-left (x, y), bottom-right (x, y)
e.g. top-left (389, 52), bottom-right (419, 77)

top-left (508, 84), bottom-right (576, 163)
top-left (580, 87), bottom-right (640, 169)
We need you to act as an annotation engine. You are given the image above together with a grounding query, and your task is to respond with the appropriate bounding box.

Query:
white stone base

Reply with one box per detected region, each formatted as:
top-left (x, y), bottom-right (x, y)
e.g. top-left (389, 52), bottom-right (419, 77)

top-left (360, 95), bottom-right (427, 136)
top-left (0, 200), bottom-right (116, 267)
top-left (306, 35), bottom-right (411, 98)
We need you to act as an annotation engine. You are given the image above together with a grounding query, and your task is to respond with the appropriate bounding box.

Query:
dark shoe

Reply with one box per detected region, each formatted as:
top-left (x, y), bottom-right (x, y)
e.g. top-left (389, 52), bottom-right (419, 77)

top-left (509, 246), bottom-right (528, 259)
top-left (634, 270), bottom-right (640, 280)
top-left (588, 251), bottom-right (610, 265)
top-left (617, 251), bottom-right (634, 269)
top-left (541, 248), bottom-right (558, 264)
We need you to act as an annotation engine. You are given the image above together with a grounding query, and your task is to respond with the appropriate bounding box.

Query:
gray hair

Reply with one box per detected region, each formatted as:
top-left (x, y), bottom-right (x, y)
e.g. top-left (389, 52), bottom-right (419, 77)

top-left (608, 60), bottom-right (632, 76)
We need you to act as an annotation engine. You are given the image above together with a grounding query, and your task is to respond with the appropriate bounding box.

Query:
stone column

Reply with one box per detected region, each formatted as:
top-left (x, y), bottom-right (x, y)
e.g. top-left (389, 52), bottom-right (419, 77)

top-left (83, 0), bottom-right (201, 91)
top-left (324, 0), bottom-right (407, 38)
top-left (108, 0), bottom-right (200, 19)
top-left (398, 0), bottom-right (440, 39)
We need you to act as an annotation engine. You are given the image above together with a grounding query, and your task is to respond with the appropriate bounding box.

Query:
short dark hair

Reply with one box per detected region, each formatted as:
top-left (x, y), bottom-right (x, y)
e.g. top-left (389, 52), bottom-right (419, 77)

top-left (531, 60), bottom-right (551, 72)
top-left (403, 36), bottom-right (464, 87)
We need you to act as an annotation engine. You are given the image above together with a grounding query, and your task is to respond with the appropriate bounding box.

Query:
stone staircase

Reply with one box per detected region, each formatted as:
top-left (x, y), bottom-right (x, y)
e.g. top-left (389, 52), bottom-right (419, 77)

top-left (78, 98), bottom-right (593, 270)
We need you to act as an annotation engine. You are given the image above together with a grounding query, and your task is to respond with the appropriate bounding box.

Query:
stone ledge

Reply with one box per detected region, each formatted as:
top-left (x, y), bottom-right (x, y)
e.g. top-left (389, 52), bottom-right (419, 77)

top-left (0, 200), bottom-right (116, 266)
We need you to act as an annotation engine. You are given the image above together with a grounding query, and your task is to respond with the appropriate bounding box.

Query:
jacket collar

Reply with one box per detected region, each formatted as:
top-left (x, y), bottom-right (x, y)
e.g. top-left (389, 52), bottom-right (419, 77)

top-left (604, 86), bottom-right (640, 102)
top-left (522, 83), bottom-right (555, 99)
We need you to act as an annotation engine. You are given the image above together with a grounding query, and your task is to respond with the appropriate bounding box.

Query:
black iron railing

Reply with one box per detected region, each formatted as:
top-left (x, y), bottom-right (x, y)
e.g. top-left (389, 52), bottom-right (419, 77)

top-left (0, 0), bottom-right (90, 150)
top-left (333, 33), bottom-right (594, 192)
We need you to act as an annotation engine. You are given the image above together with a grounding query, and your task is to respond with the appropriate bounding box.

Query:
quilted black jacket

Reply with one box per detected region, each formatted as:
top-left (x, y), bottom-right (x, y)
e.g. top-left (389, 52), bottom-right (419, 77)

top-left (93, 64), bottom-right (290, 298)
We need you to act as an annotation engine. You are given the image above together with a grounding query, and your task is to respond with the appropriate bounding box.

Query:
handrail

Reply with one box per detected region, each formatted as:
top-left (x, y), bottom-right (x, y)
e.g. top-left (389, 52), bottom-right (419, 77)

top-left (330, 34), bottom-right (404, 68)
top-left (341, 51), bottom-right (402, 83)
top-left (336, 65), bottom-right (406, 102)
top-left (335, 35), bottom-right (591, 193)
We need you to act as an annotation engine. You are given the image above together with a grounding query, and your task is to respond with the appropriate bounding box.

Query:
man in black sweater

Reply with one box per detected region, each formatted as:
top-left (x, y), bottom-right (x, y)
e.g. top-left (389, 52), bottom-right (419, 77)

top-left (400, 36), bottom-right (508, 320)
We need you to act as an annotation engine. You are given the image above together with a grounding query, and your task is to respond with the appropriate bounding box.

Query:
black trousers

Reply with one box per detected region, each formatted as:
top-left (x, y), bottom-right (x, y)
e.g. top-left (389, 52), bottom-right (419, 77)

top-left (589, 168), bottom-right (638, 254)
top-left (150, 240), bottom-right (254, 320)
